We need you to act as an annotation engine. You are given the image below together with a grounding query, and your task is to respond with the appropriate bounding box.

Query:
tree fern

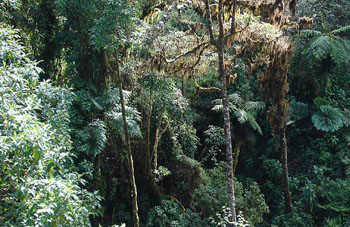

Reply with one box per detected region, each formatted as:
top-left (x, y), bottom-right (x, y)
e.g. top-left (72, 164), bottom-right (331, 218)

top-left (106, 105), bottom-right (142, 138)
top-left (331, 25), bottom-right (350, 35)
top-left (329, 39), bottom-right (350, 65)
top-left (302, 25), bottom-right (350, 65)
top-left (212, 93), bottom-right (264, 134)
top-left (300, 29), bottom-right (323, 38)
top-left (87, 119), bottom-right (107, 156)
top-left (306, 35), bottom-right (331, 61)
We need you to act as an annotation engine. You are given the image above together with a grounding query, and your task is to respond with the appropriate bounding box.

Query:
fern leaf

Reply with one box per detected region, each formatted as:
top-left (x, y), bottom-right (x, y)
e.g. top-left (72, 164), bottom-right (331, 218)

top-left (247, 114), bottom-right (262, 135)
top-left (308, 35), bottom-right (332, 61)
top-left (87, 119), bottom-right (107, 156)
top-left (331, 25), bottom-right (350, 36)
top-left (300, 29), bottom-right (322, 38)
top-left (329, 38), bottom-right (349, 65)
top-left (341, 109), bottom-right (350, 127)
top-left (244, 101), bottom-right (265, 112)
top-left (234, 109), bottom-right (248, 124)
top-left (228, 93), bottom-right (243, 105)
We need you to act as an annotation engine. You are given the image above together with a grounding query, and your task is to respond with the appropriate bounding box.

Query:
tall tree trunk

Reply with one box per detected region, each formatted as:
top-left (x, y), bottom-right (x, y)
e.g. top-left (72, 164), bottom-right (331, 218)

top-left (281, 130), bottom-right (292, 213)
top-left (232, 140), bottom-right (242, 179)
top-left (218, 0), bottom-right (237, 224)
top-left (153, 127), bottom-right (160, 170)
top-left (116, 60), bottom-right (140, 227)
top-left (152, 115), bottom-right (169, 171)
top-left (145, 91), bottom-right (162, 199)
top-left (231, 0), bottom-right (237, 33)
top-left (181, 73), bottom-right (186, 96)
top-left (146, 90), bottom-right (153, 175)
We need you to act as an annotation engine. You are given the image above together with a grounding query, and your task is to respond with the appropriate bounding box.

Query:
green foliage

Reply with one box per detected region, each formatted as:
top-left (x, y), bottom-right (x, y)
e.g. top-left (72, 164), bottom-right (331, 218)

top-left (289, 101), bottom-right (309, 121)
top-left (212, 93), bottom-right (265, 135)
top-left (86, 119), bottom-right (107, 156)
top-left (192, 163), bottom-right (269, 226)
top-left (302, 27), bottom-right (350, 66)
top-left (203, 125), bottom-right (225, 163)
top-left (89, 0), bottom-right (135, 51)
top-left (146, 200), bottom-right (205, 227)
top-left (209, 208), bottom-right (250, 227)
top-left (312, 105), bottom-right (344, 132)
top-left (0, 24), bottom-right (100, 226)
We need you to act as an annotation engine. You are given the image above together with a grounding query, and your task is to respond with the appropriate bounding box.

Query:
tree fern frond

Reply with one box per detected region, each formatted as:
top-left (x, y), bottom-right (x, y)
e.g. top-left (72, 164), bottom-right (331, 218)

top-left (307, 35), bottom-right (332, 61)
top-left (341, 109), bottom-right (350, 127)
top-left (228, 93), bottom-right (243, 105)
top-left (330, 38), bottom-right (350, 65)
top-left (247, 114), bottom-right (262, 135)
top-left (212, 98), bottom-right (222, 106)
top-left (106, 107), bottom-right (142, 138)
top-left (234, 109), bottom-right (248, 124)
top-left (87, 119), bottom-right (107, 156)
top-left (211, 104), bottom-right (223, 112)
top-left (331, 25), bottom-right (350, 36)
top-left (244, 101), bottom-right (265, 112)
top-left (300, 29), bottom-right (323, 38)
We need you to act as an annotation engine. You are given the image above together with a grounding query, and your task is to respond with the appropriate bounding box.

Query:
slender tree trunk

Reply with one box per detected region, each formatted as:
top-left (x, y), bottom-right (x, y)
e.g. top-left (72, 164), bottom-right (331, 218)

top-left (153, 127), bottom-right (160, 170)
top-left (146, 90), bottom-right (153, 175)
top-left (232, 141), bottom-right (242, 179)
top-left (218, 0), bottom-right (237, 224)
top-left (231, 0), bottom-right (237, 33)
top-left (181, 73), bottom-right (186, 96)
top-left (116, 60), bottom-right (140, 227)
top-left (281, 130), bottom-right (292, 213)
top-left (145, 91), bottom-right (162, 199)
top-left (152, 116), bottom-right (169, 171)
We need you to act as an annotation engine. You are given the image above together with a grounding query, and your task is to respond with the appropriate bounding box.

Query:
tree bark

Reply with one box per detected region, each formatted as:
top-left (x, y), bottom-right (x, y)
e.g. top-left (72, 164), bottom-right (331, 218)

top-left (146, 90), bottom-right (153, 175)
top-left (218, 0), bottom-right (237, 224)
top-left (116, 60), bottom-right (140, 227)
top-left (145, 90), bottom-right (162, 199)
top-left (152, 116), bottom-right (169, 171)
top-left (153, 126), bottom-right (160, 170)
top-left (281, 130), bottom-right (292, 213)
top-left (181, 73), bottom-right (186, 96)
top-left (231, 0), bottom-right (237, 33)
top-left (232, 140), bottom-right (242, 179)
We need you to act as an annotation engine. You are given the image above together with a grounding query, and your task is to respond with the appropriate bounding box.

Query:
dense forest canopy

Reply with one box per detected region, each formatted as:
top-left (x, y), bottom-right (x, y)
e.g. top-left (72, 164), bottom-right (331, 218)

top-left (1, 0), bottom-right (350, 226)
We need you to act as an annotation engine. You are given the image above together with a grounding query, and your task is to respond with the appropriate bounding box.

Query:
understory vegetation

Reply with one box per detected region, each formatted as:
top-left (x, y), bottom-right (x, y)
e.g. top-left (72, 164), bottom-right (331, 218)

top-left (1, 0), bottom-right (350, 226)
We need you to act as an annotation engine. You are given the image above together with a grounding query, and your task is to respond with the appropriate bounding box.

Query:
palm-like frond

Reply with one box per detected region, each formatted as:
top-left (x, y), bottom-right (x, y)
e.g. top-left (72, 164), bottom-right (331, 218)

top-left (341, 109), bottom-right (350, 127)
top-left (244, 101), bottom-right (265, 112)
top-left (302, 25), bottom-right (350, 65)
top-left (234, 109), bottom-right (249, 124)
top-left (306, 35), bottom-right (332, 61)
top-left (247, 113), bottom-right (262, 135)
top-left (228, 93), bottom-right (243, 105)
top-left (106, 106), bottom-right (142, 138)
top-left (329, 39), bottom-right (350, 65)
top-left (87, 119), bottom-right (107, 156)
top-left (300, 29), bottom-right (323, 38)
top-left (331, 25), bottom-right (350, 35)
top-left (211, 93), bottom-right (264, 134)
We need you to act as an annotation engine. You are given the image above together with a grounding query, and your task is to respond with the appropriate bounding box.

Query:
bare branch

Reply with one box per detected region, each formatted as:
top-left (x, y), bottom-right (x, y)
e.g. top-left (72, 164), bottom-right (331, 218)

top-left (161, 42), bottom-right (210, 63)
top-left (205, 0), bottom-right (215, 44)
top-left (231, 0), bottom-right (237, 33)
top-left (185, 43), bottom-right (210, 70)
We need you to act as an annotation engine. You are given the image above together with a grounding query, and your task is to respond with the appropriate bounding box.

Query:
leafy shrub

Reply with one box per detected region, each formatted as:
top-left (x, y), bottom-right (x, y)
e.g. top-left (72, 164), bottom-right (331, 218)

top-left (0, 24), bottom-right (100, 226)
